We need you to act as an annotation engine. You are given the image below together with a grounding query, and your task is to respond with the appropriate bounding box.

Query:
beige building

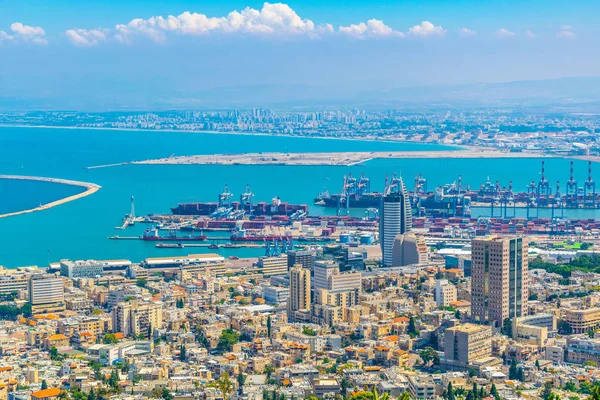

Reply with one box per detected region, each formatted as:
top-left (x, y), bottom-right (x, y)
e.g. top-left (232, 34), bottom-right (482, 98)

top-left (471, 236), bottom-right (528, 327)
top-left (391, 233), bottom-right (428, 266)
top-left (288, 265), bottom-right (311, 323)
top-left (112, 300), bottom-right (163, 337)
top-left (28, 275), bottom-right (65, 313)
top-left (435, 279), bottom-right (457, 307)
top-left (444, 323), bottom-right (492, 370)
top-left (257, 255), bottom-right (288, 277)
top-left (313, 260), bottom-right (361, 293)
top-left (564, 308), bottom-right (600, 334)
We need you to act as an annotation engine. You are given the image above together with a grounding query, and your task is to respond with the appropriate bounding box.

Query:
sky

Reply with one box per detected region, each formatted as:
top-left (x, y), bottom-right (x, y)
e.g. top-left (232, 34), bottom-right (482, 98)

top-left (1, 0), bottom-right (599, 109)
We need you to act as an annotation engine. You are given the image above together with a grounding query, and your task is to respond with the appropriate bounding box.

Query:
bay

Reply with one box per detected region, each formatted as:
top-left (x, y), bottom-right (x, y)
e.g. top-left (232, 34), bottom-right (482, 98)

top-left (0, 126), bottom-right (598, 268)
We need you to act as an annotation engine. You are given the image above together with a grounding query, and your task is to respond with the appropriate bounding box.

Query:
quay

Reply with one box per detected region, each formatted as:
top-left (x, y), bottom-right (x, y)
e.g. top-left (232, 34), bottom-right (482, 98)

top-left (0, 175), bottom-right (101, 219)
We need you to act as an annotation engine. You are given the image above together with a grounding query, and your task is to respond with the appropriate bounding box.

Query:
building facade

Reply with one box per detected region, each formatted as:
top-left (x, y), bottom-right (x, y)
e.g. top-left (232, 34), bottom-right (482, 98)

top-left (288, 265), bottom-right (311, 323)
top-left (471, 236), bottom-right (528, 327)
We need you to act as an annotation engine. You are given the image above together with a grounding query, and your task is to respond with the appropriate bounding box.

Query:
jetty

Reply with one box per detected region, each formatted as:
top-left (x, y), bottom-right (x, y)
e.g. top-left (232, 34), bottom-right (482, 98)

top-left (0, 175), bottom-right (101, 219)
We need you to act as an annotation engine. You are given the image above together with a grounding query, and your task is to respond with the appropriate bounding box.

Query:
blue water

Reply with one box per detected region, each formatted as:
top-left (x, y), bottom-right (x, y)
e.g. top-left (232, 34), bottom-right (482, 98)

top-left (0, 179), bottom-right (84, 215)
top-left (0, 126), bottom-right (599, 268)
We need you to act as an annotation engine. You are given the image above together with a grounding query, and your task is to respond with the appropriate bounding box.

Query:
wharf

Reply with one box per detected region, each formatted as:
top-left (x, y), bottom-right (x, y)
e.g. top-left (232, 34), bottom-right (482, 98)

top-left (0, 175), bottom-right (101, 219)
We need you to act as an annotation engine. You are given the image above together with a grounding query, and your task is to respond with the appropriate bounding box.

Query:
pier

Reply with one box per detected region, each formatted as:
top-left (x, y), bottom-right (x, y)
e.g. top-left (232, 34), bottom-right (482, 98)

top-left (0, 175), bottom-right (101, 219)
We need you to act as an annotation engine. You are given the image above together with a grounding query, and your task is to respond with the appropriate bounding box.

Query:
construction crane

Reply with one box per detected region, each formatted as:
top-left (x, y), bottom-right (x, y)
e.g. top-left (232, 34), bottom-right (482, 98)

top-left (240, 184), bottom-right (254, 216)
top-left (584, 161), bottom-right (596, 207)
top-left (218, 184), bottom-right (233, 207)
top-left (566, 160), bottom-right (578, 208)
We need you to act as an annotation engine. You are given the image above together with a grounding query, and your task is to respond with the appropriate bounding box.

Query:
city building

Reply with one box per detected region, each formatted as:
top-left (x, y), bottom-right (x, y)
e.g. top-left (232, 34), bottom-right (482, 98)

top-left (263, 286), bottom-right (289, 305)
top-left (288, 265), bottom-right (311, 323)
top-left (111, 300), bottom-right (163, 337)
top-left (60, 260), bottom-right (104, 279)
top-left (564, 308), bottom-right (600, 334)
top-left (380, 176), bottom-right (412, 267)
top-left (435, 279), bottom-right (458, 307)
top-left (443, 323), bottom-right (493, 371)
top-left (287, 250), bottom-right (314, 271)
top-left (391, 233), bottom-right (428, 267)
top-left (313, 260), bottom-right (361, 293)
top-left (257, 255), bottom-right (289, 277)
top-left (566, 335), bottom-right (600, 364)
top-left (28, 275), bottom-right (65, 313)
top-left (471, 237), bottom-right (528, 327)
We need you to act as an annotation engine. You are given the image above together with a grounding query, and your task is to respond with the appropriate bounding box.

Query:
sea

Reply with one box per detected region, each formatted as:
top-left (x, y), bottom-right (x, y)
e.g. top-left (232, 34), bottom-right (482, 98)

top-left (0, 125), bottom-right (599, 268)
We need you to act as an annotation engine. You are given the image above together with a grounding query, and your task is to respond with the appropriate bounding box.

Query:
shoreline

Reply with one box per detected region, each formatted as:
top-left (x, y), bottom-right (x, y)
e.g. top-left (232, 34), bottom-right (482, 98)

top-left (0, 123), bottom-right (463, 149)
top-left (0, 175), bottom-right (101, 219)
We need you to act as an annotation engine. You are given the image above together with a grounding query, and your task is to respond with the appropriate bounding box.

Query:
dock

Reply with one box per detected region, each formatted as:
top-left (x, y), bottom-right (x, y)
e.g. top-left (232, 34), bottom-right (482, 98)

top-left (0, 175), bottom-right (101, 219)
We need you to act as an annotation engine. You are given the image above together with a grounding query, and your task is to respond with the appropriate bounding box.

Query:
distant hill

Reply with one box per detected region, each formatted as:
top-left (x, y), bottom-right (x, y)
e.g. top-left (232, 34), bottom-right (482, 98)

top-left (2, 77), bottom-right (600, 111)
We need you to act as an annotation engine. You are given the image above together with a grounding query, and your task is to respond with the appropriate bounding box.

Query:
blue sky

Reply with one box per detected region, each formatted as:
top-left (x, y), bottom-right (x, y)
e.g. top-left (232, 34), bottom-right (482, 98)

top-left (0, 1), bottom-right (599, 109)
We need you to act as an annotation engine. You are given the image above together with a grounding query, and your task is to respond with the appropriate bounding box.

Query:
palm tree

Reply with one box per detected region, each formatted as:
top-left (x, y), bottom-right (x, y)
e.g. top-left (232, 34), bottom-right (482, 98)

top-left (398, 392), bottom-right (413, 400)
top-left (589, 386), bottom-right (600, 400)
top-left (371, 387), bottom-right (390, 400)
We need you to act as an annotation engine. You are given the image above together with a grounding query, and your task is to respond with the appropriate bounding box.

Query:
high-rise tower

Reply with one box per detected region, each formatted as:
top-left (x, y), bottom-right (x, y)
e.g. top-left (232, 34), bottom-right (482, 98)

top-left (471, 236), bottom-right (529, 327)
top-left (380, 174), bottom-right (412, 267)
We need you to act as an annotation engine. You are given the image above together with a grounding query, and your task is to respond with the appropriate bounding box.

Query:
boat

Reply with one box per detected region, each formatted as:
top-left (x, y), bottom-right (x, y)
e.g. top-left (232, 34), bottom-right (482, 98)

top-left (208, 244), bottom-right (219, 249)
top-left (142, 228), bottom-right (207, 242)
top-left (156, 242), bottom-right (184, 248)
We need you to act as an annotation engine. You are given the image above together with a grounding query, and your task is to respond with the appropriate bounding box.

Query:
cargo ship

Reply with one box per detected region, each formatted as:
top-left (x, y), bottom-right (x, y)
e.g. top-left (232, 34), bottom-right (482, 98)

top-left (314, 173), bottom-right (383, 208)
top-left (172, 196), bottom-right (308, 217)
top-left (142, 228), bottom-right (207, 242)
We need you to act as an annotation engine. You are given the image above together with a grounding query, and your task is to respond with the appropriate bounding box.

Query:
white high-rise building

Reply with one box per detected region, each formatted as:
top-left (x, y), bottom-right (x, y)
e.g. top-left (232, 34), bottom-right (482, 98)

top-left (380, 175), bottom-right (412, 267)
top-left (434, 279), bottom-right (457, 307)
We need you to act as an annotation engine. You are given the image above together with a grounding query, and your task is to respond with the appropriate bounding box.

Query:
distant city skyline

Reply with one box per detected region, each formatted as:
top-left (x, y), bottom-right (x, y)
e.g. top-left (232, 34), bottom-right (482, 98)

top-left (1, 1), bottom-right (599, 109)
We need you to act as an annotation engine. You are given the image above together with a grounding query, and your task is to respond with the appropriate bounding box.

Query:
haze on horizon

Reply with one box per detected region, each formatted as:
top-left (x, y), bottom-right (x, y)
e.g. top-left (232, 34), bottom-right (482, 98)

top-left (1, 0), bottom-right (600, 110)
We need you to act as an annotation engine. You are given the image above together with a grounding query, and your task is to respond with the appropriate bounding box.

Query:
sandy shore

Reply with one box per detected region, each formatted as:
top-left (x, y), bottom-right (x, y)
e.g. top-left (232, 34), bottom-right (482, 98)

top-left (0, 175), bottom-right (101, 219)
top-left (128, 149), bottom-right (549, 167)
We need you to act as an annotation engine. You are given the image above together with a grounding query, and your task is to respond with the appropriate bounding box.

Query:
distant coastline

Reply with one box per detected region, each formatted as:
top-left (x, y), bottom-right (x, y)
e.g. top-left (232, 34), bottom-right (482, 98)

top-left (0, 175), bottom-right (101, 219)
top-left (0, 123), bottom-right (463, 148)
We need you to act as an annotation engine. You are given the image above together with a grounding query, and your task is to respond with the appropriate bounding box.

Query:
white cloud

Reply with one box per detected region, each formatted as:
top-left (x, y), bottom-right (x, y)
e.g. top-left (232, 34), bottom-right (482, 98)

top-left (407, 21), bottom-right (445, 37)
top-left (525, 30), bottom-right (537, 39)
top-left (2, 23), bottom-right (48, 45)
top-left (557, 25), bottom-right (576, 39)
top-left (110, 2), bottom-right (328, 44)
top-left (65, 28), bottom-right (109, 47)
top-left (459, 27), bottom-right (476, 37)
top-left (339, 19), bottom-right (404, 39)
top-left (495, 28), bottom-right (515, 38)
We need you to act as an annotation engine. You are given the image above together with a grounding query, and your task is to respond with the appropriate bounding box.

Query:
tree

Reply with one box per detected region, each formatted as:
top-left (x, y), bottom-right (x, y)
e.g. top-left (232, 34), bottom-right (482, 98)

top-left (420, 347), bottom-right (440, 367)
top-left (446, 382), bottom-right (455, 400)
top-left (88, 389), bottom-right (96, 400)
top-left (490, 383), bottom-right (500, 400)
top-left (558, 320), bottom-right (573, 334)
top-left (209, 372), bottom-right (233, 400)
top-left (541, 381), bottom-right (554, 400)
top-left (237, 373), bottom-right (246, 395)
top-left (501, 317), bottom-right (513, 337)
top-left (302, 326), bottom-right (316, 336)
top-left (267, 316), bottom-right (272, 338)
top-left (407, 315), bottom-right (419, 338)
top-left (179, 344), bottom-right (186, 361)
top-left (564, 382), bottom-right (577, 392)
top-left (103, 333), bottom-right (118, 344)
top-left (264, 365), bottom-right (275, 379)
top-left (49, 346), bottom-right (60, 361)
top-left (161, 388), bottom-right (173, 400)
top-left (147, 324), bottom-right (153, 339)
top-left (217, 329), bottom-right (240, 353)
top-left (517, 367), bottom-right (525, 382)
top-left (109, 369), bottom-right (120, 390)
top-left (398, 393), bottom-right (412, 400)
top-left (41, 380), bottom-right (48, 390)
top-left (590, 386), bottom-right (600, 400)
top-left (535, 360), bottom-right (541, 370)
top-left (509, 359), bottom-right (518, 380)
top-left (136, 278), bottom-right (147, 288)
top-left (585, 360), bottom-right (599, 368)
